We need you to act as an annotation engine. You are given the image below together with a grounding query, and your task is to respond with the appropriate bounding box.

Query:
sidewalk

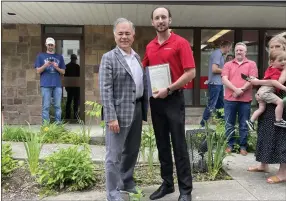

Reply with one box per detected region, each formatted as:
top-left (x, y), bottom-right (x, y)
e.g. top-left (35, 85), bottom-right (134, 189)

top-left (5, 141), bottom-right (286, 201)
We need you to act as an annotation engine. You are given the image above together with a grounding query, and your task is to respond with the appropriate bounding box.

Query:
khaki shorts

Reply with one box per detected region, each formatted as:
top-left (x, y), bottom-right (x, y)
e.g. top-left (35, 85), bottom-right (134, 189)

top-left (257, 86), bottom-right (279, 103)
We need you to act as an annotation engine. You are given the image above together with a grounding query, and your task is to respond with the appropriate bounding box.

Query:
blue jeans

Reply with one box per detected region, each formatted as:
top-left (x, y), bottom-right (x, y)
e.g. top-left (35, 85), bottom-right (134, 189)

top-left (200, 84), bottom-right (224, 127)
top-left (41, 87), bottom-right (62, 123)
top-left (224, 100), bottom-right (251, 150)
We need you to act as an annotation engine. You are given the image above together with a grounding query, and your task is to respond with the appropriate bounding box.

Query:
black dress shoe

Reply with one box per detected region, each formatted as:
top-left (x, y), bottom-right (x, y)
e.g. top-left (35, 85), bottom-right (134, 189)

top-left (178, 194), bottom-right (192, 201)
top-left (149, 184), bottom-right (175, 200)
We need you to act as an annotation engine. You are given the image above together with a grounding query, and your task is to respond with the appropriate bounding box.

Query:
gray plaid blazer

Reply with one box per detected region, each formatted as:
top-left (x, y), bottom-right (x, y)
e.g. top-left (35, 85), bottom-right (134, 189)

top-left (99, 47), bottom-right (148, 127)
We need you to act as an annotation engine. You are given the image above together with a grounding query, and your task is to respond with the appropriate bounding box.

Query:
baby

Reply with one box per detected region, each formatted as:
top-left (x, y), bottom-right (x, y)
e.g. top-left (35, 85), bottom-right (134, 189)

top-left (244, 50), bottom-right (286, 131)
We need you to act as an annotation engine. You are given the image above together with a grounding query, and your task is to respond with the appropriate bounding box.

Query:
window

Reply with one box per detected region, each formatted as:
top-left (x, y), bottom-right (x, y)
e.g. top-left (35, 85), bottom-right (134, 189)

top-left (44, 26), bottom-right (83, 34)
top-left (67, 49), bottom-right (73, 55)
top-left (200, 29), bottom-right (234, 106)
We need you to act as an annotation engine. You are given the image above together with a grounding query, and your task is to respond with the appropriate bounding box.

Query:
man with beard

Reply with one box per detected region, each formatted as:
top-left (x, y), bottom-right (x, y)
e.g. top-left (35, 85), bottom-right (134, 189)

top-left (142, 7), bottom-right (195, 201)
top-left (99, 18), bottom-right (148, 201)
top-left (222, 42), bottom-right (258, 156)
top-left (34, 37), bottom-right (66, 124)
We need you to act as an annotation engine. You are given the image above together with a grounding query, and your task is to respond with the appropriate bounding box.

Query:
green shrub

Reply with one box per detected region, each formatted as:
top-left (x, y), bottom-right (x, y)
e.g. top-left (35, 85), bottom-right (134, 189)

top-left (1, 143), bottom-right (18, 176)
top-left (204, 113), bottom-right (229, 180)
top-left (2, 126), bottom-right (31, 142)
top-left (23, 131), bottom-right (45, 176)
top-left (40, 122), bottom-right (84, 144)
top-left (3, 123), bottom-right (87, 145)
top-left (40, 122), bottom-right (69, 143)
top-left (37, 145), bottom-right (96, 193)
top-left (247, 132), bottom-right (257, 152)
top-left (85, 101), bottom-right (105, 136)
top-left (140, 124), bottom-right (156, 175)
top-left (129, 187), bottom-right (144, 201)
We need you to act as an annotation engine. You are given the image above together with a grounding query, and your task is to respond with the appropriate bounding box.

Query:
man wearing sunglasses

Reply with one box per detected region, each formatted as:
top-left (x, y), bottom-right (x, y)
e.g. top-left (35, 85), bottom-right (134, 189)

top-left (34, 37), bottom-right (66, 124)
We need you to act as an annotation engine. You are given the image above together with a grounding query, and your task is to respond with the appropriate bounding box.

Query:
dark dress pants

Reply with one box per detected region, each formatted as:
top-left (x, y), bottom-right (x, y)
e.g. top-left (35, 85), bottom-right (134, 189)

top-left (150, 90), bottom-right (193, 195)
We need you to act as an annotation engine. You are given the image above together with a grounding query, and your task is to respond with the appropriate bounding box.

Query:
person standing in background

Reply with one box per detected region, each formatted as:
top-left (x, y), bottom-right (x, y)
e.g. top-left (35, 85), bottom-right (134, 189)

top-left (222, 42), bottom-right (258, 156)
top-left (200, 41), bottom-right (232, 127)
top-left (226, 54), bottom-right (234, 62)
top-left (34, 37), bottom-right (66, 124)
top-left (65, 54), bottom-right (80, 120)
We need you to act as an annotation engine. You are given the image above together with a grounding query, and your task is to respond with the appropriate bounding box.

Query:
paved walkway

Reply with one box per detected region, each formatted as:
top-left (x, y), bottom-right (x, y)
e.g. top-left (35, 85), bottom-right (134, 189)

top-left (4, 141), bottom-right (286, 201)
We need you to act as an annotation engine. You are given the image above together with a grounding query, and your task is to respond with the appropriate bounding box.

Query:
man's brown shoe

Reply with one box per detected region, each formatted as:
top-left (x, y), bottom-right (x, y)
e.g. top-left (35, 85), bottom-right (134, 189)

top-left (240, 149), bottom-right (248, 156)
top-left (225, 147), bottom-right (232, 153)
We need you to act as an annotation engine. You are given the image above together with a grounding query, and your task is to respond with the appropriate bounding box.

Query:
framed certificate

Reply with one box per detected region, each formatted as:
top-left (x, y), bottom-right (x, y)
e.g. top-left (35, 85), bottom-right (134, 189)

top-left (147, 63), bottom-right (172, 93)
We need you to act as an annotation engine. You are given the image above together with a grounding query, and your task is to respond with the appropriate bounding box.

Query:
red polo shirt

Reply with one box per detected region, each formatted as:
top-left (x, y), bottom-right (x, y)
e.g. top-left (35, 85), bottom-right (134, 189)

top-left (263, 66), bottom-right (282, 80)
top-left (142, 32), bottom-right (195, 89)
top-left (222, 58), bottom-right (258, 102)
top-left (263, 66), bottom-right (283, 92)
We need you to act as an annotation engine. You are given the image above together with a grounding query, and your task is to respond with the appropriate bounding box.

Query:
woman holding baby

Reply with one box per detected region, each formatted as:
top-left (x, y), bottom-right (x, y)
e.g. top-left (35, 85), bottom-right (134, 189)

top-left (247, 35), bottom-right (286, 184)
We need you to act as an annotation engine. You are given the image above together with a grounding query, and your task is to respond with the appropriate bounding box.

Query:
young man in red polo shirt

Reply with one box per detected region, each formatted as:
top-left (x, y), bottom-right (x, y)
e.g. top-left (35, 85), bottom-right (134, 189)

top-left (142, 7), bottom-right (195, 201)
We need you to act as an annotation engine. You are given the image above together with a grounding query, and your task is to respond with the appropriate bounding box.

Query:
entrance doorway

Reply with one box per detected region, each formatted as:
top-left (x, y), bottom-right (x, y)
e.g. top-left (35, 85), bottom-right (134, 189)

top-left (55, 39), bottom-right (82, 123)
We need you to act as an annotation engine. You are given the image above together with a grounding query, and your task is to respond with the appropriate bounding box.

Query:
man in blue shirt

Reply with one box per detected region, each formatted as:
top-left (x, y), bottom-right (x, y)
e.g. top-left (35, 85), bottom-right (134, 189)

top-left (34, 37), bottom-right (66, 123)
top-left (200, 41), bottom-right (232, 127)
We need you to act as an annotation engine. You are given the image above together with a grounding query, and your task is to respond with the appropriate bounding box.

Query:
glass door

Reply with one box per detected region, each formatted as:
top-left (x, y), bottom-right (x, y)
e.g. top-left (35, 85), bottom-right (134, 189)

top-left (200, 29), bottom-right (234, 106)
top-left (55, 40), bottom-right (81, 123)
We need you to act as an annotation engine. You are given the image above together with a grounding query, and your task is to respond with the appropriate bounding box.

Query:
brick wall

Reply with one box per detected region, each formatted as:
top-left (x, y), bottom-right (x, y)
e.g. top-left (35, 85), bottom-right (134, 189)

top-left (1, 24), bottom-right (156, 125)
top-left (2, 24), bottom-right (202, 125)
top-left (2, 24), bottom-right (42, 124)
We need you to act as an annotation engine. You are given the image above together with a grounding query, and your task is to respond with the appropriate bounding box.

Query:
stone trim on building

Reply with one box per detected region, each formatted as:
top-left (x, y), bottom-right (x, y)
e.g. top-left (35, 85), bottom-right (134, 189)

top-left (2, 24), bottom-right (42, 124)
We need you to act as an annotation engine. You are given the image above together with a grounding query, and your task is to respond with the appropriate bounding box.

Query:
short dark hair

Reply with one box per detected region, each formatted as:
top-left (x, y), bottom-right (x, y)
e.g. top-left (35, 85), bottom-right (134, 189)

top-left (151, 7), bottom-right (172, 19)
top-left (220, 40), bottom-right (232, 47)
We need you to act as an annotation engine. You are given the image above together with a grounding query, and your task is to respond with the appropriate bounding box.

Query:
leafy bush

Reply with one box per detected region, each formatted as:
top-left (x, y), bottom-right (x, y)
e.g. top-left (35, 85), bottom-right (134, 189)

top-left (140, 124), bottom-right (157, 175)
top-left (2, 126), bottom-right (31, 142)
top-left (247, 133), bottom-right (257, 152)
top-left (40, 122), bottom-right (70, 143)
top-left (1, 143), bottom-right (18, 176)
top-left (3, 123), bottom-right (87, 145)
top-left (85, 101), bottom-right (105, 136)
top-left (129, 187), bottom-right (144, 201)
top-left (204, 112), bottom-right (230, 180)
top-left (41, 121), bottom-right (89, 144)
top-left (23, 131), bottom-right (45, 176)
top-left (37, 145), bottom-right (96, 193)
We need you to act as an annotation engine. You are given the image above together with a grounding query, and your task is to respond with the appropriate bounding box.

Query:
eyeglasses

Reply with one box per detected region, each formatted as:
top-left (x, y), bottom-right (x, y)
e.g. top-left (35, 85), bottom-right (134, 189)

top-left (47, 44), bottom-right (54, 46)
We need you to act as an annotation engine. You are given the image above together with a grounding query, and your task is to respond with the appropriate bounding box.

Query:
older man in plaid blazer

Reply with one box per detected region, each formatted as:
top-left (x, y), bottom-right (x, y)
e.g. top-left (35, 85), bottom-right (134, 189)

top-left (99, 18), bottom-right (148, 201)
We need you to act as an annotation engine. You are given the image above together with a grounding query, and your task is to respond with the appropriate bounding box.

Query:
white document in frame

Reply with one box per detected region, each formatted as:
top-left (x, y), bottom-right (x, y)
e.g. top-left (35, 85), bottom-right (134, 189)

top-left (147, 63), bottom-right (172, 93)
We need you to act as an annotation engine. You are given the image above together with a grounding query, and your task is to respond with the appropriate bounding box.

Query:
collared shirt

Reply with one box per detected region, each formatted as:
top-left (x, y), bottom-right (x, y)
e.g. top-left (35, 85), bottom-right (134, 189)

top-left (263, 66), bottom-right (282, 80)
top-left (222, 58), bottom-right (258, 102)
top-left (118, 47), bottom-right (144, 99)
top-left (142, 32), bottom-right (195, 89)
top-left (208, 49), bottom-right (224, 85)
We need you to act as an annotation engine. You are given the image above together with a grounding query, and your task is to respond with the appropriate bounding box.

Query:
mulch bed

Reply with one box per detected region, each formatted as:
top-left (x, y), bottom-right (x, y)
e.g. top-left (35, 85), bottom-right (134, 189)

top-left (1, 164), bottom-right (231, 200)
top-left (2, 167), bottom-right (40, 201)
